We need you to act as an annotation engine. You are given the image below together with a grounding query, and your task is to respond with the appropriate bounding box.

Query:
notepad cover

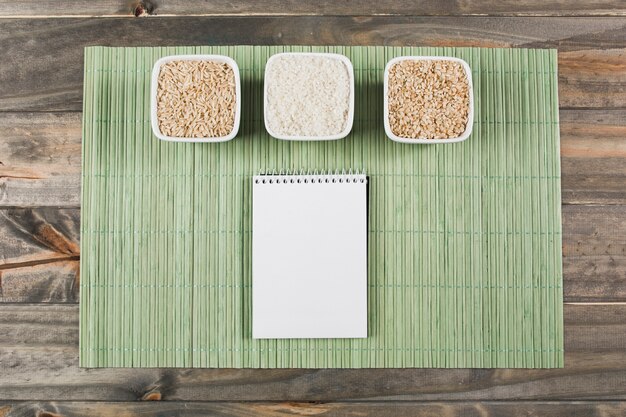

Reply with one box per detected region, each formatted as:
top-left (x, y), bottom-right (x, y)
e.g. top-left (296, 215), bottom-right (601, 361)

top-left (252, 174), bottom-right (368, 339)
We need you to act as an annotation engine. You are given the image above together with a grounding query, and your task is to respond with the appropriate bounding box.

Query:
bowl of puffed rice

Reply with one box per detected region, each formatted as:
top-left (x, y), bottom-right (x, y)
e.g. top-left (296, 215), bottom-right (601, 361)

top-left (384, 56), bottom-right (473, 144)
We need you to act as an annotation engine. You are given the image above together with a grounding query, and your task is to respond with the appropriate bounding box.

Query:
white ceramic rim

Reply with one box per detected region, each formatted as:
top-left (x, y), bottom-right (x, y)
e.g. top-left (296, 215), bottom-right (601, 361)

top-left (150, 54), bottom-right (241, 143)
top-left (263, 52), bottom-right (355, 141)
top-left (383, 56), bottom-right (474, 144)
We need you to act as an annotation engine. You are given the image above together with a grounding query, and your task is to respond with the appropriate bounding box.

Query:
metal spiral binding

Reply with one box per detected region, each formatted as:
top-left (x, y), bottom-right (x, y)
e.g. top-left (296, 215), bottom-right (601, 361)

top-left (254, 168), bottom-right (367, 184)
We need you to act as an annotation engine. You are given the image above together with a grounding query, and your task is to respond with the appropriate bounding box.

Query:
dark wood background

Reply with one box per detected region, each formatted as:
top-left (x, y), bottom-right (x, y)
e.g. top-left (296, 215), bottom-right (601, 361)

top-left (0, 1), bottom-right (625, 416)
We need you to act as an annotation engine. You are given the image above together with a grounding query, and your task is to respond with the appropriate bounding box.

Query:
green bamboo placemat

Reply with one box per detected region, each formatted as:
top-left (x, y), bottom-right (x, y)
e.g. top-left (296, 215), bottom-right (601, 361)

top-left (80, 46), bottom-right (563, 368)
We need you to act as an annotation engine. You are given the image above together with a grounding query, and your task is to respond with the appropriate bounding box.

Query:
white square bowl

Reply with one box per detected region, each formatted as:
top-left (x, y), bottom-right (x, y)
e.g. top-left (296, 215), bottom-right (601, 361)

top-left (383, 56), bottom-right (474, 144)
top-left (263, 52), bottom-right (355, 141)
top-left (150, 54), bottom-right (241, 143)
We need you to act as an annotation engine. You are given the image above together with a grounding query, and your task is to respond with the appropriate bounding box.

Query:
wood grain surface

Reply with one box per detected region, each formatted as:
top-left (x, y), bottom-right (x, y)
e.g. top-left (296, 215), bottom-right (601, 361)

top-left (0, 304), bottom-right (623, 401)
top-left (0, 113), bottom-right (81, 207)
top-left (1, 109), bottom-right (625, 207)
top-left (2, 401), bottom-right (626, 417)
top-left (0, 207), bottom-right (79, 303)
top-left (0, 17), bottom-right (625, 111)
top-left (1, 0), bottom-right (626, 17)
top-left (563, 205), bottom-right (626, 302)
top-left (0, 4), bottom-right (625, 415)
top-left (560, 110), bottom-right (626, 205)
top-left (1, 204), bottom-right (624, 303)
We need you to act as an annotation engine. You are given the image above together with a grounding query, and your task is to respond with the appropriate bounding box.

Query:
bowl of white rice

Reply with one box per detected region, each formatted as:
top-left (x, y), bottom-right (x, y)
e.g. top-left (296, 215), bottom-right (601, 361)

top-left (150, 54), bottom-right (241, 143)
top-left (264, 52), bottom-right (354, 141)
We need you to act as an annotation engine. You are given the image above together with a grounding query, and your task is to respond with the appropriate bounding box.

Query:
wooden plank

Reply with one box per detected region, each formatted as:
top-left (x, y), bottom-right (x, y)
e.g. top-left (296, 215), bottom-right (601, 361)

top-left (0, 303), bottom-right (624, 400)
top-left (563, 205), bottom-right (626, 302)
top-left (2, 401), bottom-right (626, 417)
top-left (1, 108), bottom-right (624, 301)
top-left (1, 107), bottom-right (625, 207)
top-left (559, 49), bottom-right (626, 109)
top-left (0, 206), bottom-right (80, 303)
top-left (0, 262), bottom-right (79, 303)
top-left (561, 110), bottom-right (626, 205)
top-left (0, 177), bottom-right (81, 208)
top-left (0, 207), bottom-right (79, 265)
top-left (0, 17), bottom-right (625, 111)
top-left (0, 112), bottom-right (81, 208)
top-left (1, 0), bottom-right (625, 18)
top-left (0, 112), bottom-right (81, 179)
top-left (1, 205), bottom-right (624, 303)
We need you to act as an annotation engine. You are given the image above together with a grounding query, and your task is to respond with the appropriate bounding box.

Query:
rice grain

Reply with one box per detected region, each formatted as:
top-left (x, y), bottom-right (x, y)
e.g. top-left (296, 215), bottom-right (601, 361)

top-left (156, 60), bottom-right (236, 139)
top-left (265, 55), bottom-right (351, 138)
top-left (387, 59), bottom-right (470, 140)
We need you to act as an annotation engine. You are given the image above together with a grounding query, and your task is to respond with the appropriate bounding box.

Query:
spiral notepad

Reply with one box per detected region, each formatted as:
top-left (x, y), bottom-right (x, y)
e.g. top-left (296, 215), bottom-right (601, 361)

top-left (252, 172), bottom-right (368, 339)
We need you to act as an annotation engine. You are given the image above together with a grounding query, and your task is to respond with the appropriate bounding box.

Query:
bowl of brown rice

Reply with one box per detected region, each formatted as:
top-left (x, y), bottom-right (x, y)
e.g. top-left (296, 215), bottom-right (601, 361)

top-left (384, 56), bottom-right (473, 144)
top-left (150, 55), bottom-right (241, 143)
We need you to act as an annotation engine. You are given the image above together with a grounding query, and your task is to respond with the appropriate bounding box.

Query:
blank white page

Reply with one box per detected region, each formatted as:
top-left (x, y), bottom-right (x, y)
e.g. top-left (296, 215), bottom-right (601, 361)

top-left (252, 173), bottom-right (367, 339)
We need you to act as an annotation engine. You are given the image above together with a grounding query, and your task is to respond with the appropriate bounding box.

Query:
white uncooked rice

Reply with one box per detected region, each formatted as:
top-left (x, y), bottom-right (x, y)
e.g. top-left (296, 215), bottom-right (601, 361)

top-left (265, 55), bottom-right (351, 137)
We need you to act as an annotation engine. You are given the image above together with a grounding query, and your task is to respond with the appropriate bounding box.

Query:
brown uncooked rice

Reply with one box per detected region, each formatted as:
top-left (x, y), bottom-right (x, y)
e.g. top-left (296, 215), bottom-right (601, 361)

top-left (387, 59), bottom-right (470, 140)
top-left (157, 60), bottom-right (236, 138)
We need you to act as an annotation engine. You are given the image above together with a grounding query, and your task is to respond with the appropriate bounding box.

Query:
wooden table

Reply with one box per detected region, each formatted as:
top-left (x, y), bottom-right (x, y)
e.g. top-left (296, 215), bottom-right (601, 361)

top-left (1, 1), bottom-right (625, 416)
